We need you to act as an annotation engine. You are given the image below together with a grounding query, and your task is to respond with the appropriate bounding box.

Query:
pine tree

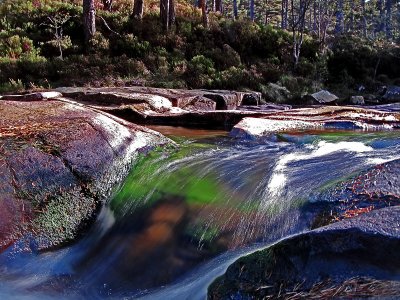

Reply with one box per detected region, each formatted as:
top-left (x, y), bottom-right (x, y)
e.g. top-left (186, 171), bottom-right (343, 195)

top-left (83, 0), bottom-right (96, 46)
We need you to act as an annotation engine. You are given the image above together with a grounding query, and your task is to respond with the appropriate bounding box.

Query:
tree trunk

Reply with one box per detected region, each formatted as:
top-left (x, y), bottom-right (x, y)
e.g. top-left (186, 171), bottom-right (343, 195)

top-left (233, 0), bottom-right (238, 19)
top-left (133, 0), bottom-right (144, 20)
top-left (83, 0), bottom-right (96, 45)
top-left (361, 0), bottom-right (367, 37)
top-left (281, 0), bottom-right (288, 29)
top-left (312, 1), bottom-right (317, 32)
top-left (334, 0), bottom-right (344, 34)
top-left (160, 0), bottom-right (169, 30)
top-left (215, 0), bottom-right (223, 12)
top-left (377, 0), bottom-right (385, 33)
top-left (249, 0), bottom-right (255, 21)
top-left (200, 0), bottom-right (208, 27)
top-left (385, 0), bottom-right (392, 39)
top-left (169, 0), bottom-right (176, 28)
top-left (291, 0), bottom-right (311, 67)
top-left (349, 0), bottom-right (354, 32)
top-left (102, 0), bottom-right (113, 11)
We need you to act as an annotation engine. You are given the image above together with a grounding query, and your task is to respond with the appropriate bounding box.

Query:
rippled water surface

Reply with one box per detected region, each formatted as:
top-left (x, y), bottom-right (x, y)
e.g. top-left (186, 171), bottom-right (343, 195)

top-left (1, 127), bottom-right (400, 299)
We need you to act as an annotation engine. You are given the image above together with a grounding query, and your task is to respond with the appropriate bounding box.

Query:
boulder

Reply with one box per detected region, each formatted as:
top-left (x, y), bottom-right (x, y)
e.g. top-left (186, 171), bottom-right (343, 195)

top-left (1, 91), bottom-right (62, 101)
top-left (0, 99), bottom-right (171, 251)
top-left (181, 96), bottom-right (216, 111)
top-left (110, 106), bottom-right (272, 129)
top-left (230, 106), bottom-right (400, 140)
top-left (350, 95), bottom-right (365, 105)
top-left (320, 158), bottom-right (400, 203)
top-left (304, 90), bottom-right (339, 104)
top-left (54, 87), bottom-right (261, 112)
top-left (230, 118), bottom-right (321, 140)
top-left (208, 206), bottom-right (400, 299)
top-left (364, 94), bottom-right (379, 104)
top-left (383, 86), bottom-right (400, 103)
top-left (240, 94), bottom-right (261, 106)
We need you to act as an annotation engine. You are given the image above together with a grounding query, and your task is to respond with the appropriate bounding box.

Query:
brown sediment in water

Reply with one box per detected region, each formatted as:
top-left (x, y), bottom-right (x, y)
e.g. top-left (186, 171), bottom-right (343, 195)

top-left (147, 125), bottom-right (228, 139)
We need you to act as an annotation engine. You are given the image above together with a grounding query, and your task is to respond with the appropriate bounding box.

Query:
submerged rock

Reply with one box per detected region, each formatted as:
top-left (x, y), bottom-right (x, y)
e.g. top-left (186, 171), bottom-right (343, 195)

top-left (0, 99), bottom-right (170, 251)
top-left (208, 206), bottom-right (400, 299)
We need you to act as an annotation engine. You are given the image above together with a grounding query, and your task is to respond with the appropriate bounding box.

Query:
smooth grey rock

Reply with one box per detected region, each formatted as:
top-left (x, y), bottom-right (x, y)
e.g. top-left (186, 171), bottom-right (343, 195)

top-left (383, 86), bottom-right (400, 103)
top-left (1, 92), bottom-right (62, 101)
top-left (306, 90), bottom-right (339, 104)
top-left (208, 206), bottom-right (400, 299)
top-left (54, 87), bottom-right (261, 112)
top-left (230, 106), bottom-right (400, 140)
top-left (350, 95), bottom-right (365, 105)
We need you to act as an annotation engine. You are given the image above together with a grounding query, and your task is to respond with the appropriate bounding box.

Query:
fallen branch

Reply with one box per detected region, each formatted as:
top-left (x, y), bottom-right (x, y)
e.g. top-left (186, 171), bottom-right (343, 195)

top-left (99, 16), bottom-right (120, 36)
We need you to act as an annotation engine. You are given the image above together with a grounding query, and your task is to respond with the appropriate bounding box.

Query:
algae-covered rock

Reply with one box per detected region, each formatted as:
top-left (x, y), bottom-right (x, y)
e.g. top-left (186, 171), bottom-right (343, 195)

top-left (0, 99), bottom-right (171, 251)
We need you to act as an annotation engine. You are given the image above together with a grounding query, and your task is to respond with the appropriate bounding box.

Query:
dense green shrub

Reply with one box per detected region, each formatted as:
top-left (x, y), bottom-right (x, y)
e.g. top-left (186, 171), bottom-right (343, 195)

top-left (186, 55), bottom-right (216, 88)
top-left (0, 0), bottom-right (398, 96)
top-left (113, 34), bottom-right (150, 58)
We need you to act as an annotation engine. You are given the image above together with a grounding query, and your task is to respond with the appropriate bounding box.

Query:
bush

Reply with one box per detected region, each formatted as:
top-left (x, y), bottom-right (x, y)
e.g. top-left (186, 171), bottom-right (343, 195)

top-left (113, 34), bottom-right (150, 58)
top-left (89, 32), bottom-right (109, 54)
top-left (0, 78), bottom-right (24, 93)
top-left (0, 35), bottom-right (41, 59)
top-left (186, 55), bottom-right (216, 88)
top-left (279, 75), bottom-right (320, 100)
top-left (214, 65), bottom-right (262, 90)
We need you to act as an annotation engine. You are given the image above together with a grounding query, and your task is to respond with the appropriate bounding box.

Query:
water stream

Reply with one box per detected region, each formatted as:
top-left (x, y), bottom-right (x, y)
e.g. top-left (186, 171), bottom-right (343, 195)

top-left (1, 126), bottom-right (400, 299)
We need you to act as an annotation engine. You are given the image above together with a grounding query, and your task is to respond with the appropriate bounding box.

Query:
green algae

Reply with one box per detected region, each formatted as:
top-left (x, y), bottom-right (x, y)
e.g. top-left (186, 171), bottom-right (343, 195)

top-left (277, 130), bottom-right (400, 145)
top-left (110, 141), bottom-right (227, 214)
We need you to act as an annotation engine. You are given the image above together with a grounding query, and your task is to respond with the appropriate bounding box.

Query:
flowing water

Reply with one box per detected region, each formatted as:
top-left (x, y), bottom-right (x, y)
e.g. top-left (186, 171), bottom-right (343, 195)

top-left (1, 126), bottom-right (400, 299)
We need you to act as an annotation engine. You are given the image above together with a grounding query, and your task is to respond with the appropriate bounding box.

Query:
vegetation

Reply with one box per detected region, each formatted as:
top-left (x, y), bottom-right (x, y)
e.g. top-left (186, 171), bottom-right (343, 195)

top-left (0, 0), bottom-right (399, 101)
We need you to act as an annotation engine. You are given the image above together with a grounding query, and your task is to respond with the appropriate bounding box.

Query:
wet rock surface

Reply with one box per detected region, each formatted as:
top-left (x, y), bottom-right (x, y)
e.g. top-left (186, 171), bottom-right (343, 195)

top-left (323, 158), bottom-right (400, 202)
top-left (0, 99), bottom-right (170, 251)
top-left (231, 106), bottom-right (400, 139)
top-left (208, 206), bottom-right (400, 299)
top-left (52, 88), bottom-right (400, 131)
top-left (52, 87), bottom-right (267, 129)
top-left (55, 87), bottom-right (261, 112)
